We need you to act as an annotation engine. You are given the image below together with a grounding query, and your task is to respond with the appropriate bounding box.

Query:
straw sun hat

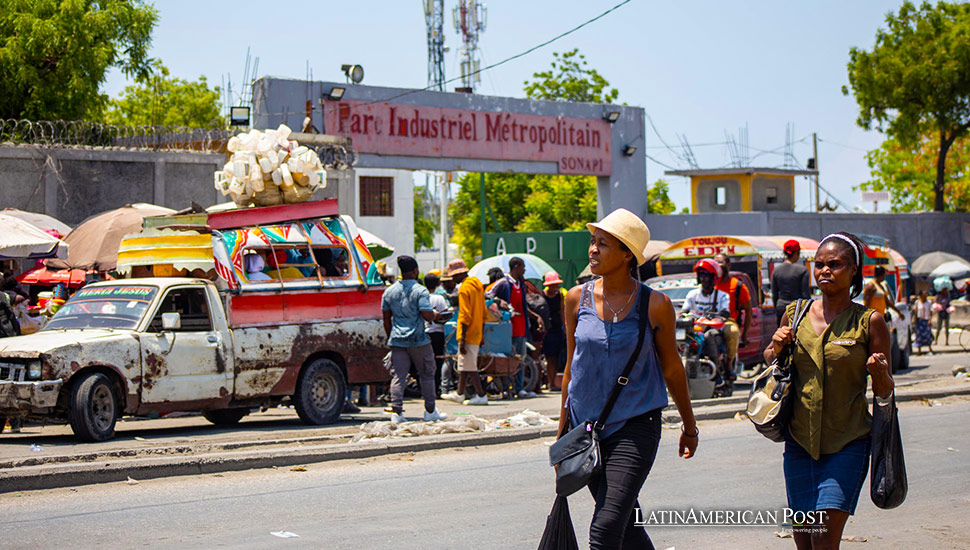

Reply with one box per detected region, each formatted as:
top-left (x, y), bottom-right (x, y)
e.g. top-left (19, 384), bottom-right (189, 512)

top-left (587, 208), bottom-right (651, 266)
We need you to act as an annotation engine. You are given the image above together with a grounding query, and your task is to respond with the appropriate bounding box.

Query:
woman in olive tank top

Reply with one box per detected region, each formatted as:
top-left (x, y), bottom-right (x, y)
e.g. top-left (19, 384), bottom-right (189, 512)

top-left (765, 232), bottom-right (894, 550)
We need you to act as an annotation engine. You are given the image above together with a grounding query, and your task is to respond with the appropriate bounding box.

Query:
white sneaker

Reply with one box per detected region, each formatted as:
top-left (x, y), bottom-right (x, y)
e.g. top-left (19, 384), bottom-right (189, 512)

top-left (441, 391), bottom-right (464, 403)
top-left (423, 408), bottom-right (448, 422)
top-left (463, 395), bottom-right (488, 406)
top-left (517, 390), bottom-right (536, 399)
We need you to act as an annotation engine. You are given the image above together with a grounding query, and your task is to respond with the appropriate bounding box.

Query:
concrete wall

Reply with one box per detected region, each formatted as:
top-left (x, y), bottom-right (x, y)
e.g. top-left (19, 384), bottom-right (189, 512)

top-left (351, 168), bottom-right (415, 267)
top-left (0, 146), bottom-right (225, 225)
top-left (642, 211), bottom-right (970, 262)
top-left (251, 77), bottom-right (649, 220)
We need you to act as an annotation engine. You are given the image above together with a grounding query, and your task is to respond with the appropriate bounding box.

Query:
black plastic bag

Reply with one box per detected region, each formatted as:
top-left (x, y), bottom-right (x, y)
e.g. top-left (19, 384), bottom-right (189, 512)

top-left (870, 393), bottom-right (907, 509)
top-left (537, 496), bottom-right (579, 550)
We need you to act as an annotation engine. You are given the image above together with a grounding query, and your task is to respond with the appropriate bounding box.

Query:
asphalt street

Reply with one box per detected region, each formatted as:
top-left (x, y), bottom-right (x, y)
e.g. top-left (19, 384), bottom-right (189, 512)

top-left (2, 397), bottom-right (968, 550)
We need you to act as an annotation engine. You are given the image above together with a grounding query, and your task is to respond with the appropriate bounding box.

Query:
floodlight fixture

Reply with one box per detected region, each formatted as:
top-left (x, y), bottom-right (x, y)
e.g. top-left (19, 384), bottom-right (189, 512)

top-left (623, 145), bottom-right (637, 156)
top-left (327, 87), bottom-right (346, 101)
top-left (341, 64), bottom-right (365, 84)
top-left (229, 106), bottom-right (250, 126)
top-left (603, 111), bottom-right (621, 123)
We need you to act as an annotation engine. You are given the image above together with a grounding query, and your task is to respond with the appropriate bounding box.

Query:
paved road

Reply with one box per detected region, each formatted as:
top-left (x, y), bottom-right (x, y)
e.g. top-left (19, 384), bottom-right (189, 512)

top-left (3, 397), bottom-right (968, 550)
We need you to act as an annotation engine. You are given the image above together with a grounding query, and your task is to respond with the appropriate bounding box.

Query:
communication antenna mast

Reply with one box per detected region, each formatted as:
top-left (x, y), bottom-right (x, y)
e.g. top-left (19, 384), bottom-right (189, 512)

top-left (424, 0), bottom-right (446, 91)
top-left (453, 0), bottom-right (487, 91)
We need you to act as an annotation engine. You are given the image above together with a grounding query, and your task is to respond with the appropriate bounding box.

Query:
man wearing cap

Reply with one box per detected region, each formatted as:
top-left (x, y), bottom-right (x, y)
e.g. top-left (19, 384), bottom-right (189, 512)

top-left (489, 256), bottom-right (545, 398)
top-left (381, 255), bottom-right (447, 423)
top-left (771, 240), bottom-right (811, 328)
top-left (441, 259), bottom-right (488, 405)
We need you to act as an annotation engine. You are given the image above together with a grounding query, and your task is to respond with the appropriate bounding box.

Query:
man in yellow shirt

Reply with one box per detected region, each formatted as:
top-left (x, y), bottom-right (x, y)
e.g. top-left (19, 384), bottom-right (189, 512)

top-left (441, 259), bottom-right (488, 405)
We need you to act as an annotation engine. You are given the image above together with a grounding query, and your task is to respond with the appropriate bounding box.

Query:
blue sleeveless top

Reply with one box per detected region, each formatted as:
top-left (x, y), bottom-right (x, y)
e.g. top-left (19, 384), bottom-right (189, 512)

top-left (566, 281), bottom-right (668, 438)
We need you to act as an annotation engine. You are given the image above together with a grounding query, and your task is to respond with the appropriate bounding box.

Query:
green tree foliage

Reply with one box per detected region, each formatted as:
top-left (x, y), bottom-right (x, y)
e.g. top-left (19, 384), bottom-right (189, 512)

top-left (844, 1), bottom-right (970, 211)
top-left (0, 0), bottom-right (158, 121)
top-left (647, 179), bottom-right (676, 214)
top-left (413, 185), bottom-right (437, 250)
top-left (102, 60), bottom-right (223, 127)
top-left (523, 48), bottom-right (619, 104)
top-left (858, 133), bottom-right (970, 212)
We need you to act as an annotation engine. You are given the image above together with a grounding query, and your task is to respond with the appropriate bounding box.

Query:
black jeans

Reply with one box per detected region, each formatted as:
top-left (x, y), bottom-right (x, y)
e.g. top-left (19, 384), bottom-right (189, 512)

top-left (587, 409), bottom-right (662, 550)
top-left (429, 331), bottom-right (445, 392)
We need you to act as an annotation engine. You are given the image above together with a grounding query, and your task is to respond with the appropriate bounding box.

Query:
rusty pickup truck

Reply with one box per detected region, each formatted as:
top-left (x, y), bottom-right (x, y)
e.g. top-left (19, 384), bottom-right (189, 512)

top-left (0, 200), bottom-right (389, 441)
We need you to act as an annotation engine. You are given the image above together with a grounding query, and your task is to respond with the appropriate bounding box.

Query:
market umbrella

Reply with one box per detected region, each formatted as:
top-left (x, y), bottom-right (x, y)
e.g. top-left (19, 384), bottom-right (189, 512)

top-left (0, 208), bottom-right (72, 237)
top-left (911, 251), bottom-right (970, 278)
top-left (929, 260), bottom-right (970, 281)
top-left (469, 253), bottom-right (556, 283)
top-left (356, 227), bottom-right (395, 261)
top-left (46, 203), bottom-right (175, 271)
top-left (0, 213), bottom-right (68, 259)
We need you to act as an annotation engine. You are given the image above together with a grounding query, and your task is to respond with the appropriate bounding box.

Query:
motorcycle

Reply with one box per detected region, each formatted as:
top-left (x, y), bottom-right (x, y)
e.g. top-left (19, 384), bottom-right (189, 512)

top-left (676, 310), bottom-right (737, 399)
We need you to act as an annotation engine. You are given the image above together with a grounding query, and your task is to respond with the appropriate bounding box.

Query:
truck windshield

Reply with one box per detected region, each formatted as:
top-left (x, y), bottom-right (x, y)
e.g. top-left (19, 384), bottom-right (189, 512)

top-left (44, 285), bottom-right (158, 330)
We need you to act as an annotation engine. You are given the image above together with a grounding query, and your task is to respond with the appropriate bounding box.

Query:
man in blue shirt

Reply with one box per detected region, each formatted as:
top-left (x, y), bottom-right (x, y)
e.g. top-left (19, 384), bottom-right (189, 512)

top-left (381, 255), bottom-right (447, 424)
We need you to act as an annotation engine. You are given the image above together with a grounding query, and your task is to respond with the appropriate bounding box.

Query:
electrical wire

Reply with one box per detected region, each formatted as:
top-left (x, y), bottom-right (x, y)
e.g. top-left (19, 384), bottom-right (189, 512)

top-left (645, 153), bottom-right (680, 171)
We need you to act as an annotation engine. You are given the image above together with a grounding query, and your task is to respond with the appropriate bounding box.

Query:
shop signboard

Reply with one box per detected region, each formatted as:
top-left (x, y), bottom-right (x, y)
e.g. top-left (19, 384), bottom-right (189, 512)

top-left (482, 231), bottom-right (590, 287)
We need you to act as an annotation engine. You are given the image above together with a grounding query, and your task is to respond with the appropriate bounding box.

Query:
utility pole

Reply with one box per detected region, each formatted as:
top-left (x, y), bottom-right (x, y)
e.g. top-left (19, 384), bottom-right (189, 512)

top-left (423, 0), bottom-right (445, 91)
top-left (813, 132), bottom-right (819, 212)
top-left (453, 0), bottom-right (487, 92)
top-left (439, 173), bottom-right (448, 271)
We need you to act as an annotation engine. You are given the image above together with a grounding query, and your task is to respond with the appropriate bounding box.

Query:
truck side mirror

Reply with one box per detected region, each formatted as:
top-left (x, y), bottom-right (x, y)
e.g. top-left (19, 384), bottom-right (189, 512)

top-left (161, 312), bottom-right (181, 331)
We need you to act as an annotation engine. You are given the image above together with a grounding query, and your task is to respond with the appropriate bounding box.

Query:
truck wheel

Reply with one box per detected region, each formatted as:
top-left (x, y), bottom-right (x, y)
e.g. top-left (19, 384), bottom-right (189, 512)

top-left (293, 358), bottom-right (345, 425)
top-left (202, 408), bottom-right (249, 425)
top-left (68, 373), bottom-right (118, 442)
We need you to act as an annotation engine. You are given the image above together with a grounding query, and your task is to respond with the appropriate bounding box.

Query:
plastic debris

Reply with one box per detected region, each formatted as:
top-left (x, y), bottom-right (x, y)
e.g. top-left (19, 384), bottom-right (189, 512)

top-left (270, 531), bottom-right (300, 539)
top-left (29, 444), bottom-right (43, 452)
top-left (947, 447), bottom-right (958, 452)
top-left (134, 436), bottom-right (147, 441)
top-left (350, 411), bottom-right (553, 443)
top-left (775, 531), bottom-right (792, 539)
top-left (215, 125), bottom-right (327, 207)
top-left (290, 466), bottom-right (307, 472)
top-left (125, 476), bottom-right (139, 485)
top-left (841, 535), bottom-right (868, 542)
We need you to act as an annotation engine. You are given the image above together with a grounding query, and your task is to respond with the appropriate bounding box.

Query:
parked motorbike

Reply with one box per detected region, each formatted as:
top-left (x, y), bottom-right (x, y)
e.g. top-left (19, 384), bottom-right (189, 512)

top-left (676, 310), bottom-right (736, 399)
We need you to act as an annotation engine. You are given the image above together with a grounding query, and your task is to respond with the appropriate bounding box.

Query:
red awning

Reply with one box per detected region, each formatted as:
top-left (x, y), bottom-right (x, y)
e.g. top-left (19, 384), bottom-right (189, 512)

top-left (17, 267), bottom-right (93, 288)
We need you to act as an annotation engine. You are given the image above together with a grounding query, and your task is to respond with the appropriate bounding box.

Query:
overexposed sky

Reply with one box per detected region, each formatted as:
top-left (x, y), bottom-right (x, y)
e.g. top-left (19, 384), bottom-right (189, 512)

top-left (105, 0), bottom-right (907, 212)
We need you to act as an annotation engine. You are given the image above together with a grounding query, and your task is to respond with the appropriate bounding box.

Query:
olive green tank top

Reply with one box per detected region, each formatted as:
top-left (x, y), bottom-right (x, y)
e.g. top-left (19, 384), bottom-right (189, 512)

top-left (787, 301), bottom-right (873, 460)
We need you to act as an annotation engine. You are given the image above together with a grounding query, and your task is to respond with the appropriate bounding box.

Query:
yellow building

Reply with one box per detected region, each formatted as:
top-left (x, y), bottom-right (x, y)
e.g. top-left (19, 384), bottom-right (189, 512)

top-left (665, 167), bottom-right (817, 213)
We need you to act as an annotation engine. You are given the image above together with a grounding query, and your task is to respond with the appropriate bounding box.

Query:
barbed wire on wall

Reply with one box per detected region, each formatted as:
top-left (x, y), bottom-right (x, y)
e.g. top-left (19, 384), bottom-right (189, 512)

top-left (0, 119), bottom-right (357, 169)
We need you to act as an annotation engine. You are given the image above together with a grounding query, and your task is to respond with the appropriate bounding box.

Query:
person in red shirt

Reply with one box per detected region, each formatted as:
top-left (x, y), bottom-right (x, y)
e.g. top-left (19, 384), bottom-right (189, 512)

top-left (714, 253), bottom-right (753, 371)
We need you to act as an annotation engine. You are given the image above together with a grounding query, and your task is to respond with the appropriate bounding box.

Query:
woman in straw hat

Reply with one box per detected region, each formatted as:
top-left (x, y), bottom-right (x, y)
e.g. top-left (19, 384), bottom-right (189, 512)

top-left (558, 208), bottom-right (698, 549)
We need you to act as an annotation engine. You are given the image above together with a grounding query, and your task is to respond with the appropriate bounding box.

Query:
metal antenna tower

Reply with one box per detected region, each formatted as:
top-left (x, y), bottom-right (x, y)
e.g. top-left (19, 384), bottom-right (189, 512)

top-left (424, 0), bottom-right (446, 91)
top-left (453, 0), bottom-right (487, 91)
top-left (677, 134), bottom-right (700, 169)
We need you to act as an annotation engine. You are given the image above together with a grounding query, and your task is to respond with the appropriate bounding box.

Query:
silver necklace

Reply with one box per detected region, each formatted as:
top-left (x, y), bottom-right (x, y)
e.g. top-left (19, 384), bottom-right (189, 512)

top-left (601, 284), bottom-right (636, 323)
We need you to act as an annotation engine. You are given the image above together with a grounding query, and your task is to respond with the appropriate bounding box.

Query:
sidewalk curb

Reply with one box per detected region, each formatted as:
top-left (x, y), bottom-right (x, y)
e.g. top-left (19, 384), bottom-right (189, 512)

top-left (0, 425), bottom-right (558, 493)
top-left (3, 383), bottom-right (967, 494)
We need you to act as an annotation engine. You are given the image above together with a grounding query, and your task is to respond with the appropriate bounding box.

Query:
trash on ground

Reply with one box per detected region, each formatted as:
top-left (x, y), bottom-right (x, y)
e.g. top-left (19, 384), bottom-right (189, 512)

top-left (290, 466), bottom-right (307, 472)
top-left (952, 365), bottom-right (968, 377)
top-left (350, 411), bottom-right (553, 443)
top-left (134, 436), bottom-right (147, 441)
top-left (29, 444), bottom-right (43, 452)
top-left (125, 476), bottom-right (139, 485)
top-left (841, 535), bottom-right (868, 542)
top-left (947, 447), bottom-right (958, 452)
top-left (270, 531), bottom-right (300, 539)
top-left (734, 412), bottom-right (748, 421)
top-left (775, 531), bottom-right (792, 539)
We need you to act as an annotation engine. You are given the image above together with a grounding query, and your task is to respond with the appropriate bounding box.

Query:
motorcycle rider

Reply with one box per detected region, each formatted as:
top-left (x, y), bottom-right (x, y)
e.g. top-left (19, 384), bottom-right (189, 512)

top-left (682, 259), bottom-right (732, 387)
top-left (682, 259), bottom-right (730, 318)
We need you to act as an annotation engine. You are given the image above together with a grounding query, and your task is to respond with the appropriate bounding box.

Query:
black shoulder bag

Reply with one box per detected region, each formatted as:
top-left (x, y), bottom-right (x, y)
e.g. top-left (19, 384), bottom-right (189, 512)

top-left (548, 284), bottom-right (652, 497)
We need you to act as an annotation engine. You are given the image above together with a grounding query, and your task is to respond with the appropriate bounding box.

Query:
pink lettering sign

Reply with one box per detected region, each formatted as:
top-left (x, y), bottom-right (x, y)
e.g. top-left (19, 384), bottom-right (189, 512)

top-left (322, 99), bottom-right (612, 176)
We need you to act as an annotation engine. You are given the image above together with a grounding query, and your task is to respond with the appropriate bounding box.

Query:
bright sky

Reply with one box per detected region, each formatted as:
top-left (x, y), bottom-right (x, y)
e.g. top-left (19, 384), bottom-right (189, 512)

top-left (105, 0), bottom-right (906, 213)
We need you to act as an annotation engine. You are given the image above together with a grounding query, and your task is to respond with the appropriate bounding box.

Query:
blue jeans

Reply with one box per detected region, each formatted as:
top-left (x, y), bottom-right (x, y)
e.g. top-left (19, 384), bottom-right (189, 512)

top-left (512, 336), bottom-right (527, 393)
